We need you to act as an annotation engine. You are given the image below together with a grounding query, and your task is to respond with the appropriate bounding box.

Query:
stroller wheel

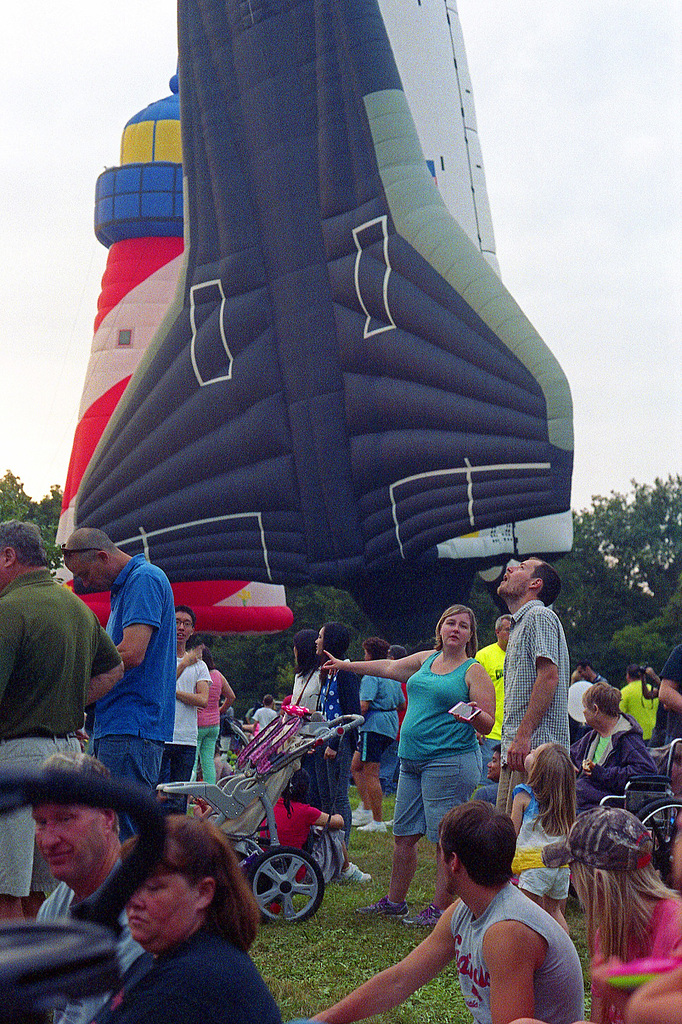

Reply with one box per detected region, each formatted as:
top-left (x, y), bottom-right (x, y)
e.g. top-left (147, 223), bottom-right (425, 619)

top-left (246, 846), bottom-right (324, 922)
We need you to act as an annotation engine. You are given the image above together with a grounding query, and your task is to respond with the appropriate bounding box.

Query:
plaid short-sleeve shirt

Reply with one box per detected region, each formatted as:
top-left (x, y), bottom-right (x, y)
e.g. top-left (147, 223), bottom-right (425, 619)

top-left (501, 599), bottom-right (570, 762)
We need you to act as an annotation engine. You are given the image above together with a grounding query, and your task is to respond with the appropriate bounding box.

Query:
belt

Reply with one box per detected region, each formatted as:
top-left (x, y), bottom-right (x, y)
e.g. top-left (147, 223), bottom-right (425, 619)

top-left (0, 731), bottom-right (78, 741)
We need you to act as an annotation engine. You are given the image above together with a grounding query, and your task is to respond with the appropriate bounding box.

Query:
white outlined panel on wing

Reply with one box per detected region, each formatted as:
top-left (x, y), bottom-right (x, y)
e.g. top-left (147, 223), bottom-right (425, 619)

top-left (388, 460), bottom-right (551, 558)
top-left (117, 512), bottom-right (273, 581)
top-left (353, 215), bottom-right (396, 337)
top-left (190, 279), bottom-right (234, 386)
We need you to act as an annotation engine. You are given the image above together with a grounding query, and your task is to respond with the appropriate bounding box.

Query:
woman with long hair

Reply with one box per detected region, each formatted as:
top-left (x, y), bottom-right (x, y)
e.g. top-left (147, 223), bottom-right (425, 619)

top-left (291, 628), bottom-right (322, 710)
top-left (323, 604), bottom-right (495, 927)
top-left (541, 806), bottom-right (682, 1024)
top-left (314, 621), bottom-right (361, 847)
top-left (623, 812), bottom-right (682, 1022)
top-left (96, 816), bottom-right (281, 1024)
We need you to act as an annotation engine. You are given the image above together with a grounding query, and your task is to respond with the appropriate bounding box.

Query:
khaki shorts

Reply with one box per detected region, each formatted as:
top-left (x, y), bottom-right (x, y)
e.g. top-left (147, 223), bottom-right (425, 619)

top-left (496, 763), bottom-right (527, 815)
top-left (0, 734), bottom-right (81, 897)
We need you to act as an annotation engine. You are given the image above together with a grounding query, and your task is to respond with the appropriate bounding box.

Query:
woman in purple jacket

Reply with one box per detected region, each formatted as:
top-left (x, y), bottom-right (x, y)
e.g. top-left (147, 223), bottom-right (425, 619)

top-left (571, 681), bottom-right (657, 811)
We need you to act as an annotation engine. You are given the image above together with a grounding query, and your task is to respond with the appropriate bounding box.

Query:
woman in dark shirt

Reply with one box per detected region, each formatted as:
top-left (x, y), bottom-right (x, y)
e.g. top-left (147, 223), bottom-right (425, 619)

top-left (91, 816), bottom-right (281, 1024)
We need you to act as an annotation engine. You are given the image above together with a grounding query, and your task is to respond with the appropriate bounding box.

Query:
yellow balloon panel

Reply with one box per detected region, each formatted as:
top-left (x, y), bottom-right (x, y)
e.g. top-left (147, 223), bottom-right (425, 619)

top-left (121, 121), bottom-right (154, 164)
top-left (153, 120), bottom-right (182, 162)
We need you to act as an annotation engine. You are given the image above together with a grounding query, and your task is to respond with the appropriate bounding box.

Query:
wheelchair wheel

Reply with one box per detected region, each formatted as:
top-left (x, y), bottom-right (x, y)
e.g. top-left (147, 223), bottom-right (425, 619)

top-left (246, 846), bottom-right (324, 922)
top-left (637, 797), bottom-right (682, 884)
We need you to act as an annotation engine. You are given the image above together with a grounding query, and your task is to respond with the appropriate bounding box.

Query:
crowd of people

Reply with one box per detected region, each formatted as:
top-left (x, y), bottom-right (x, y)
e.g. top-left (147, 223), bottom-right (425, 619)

top-left (2, 518), bottom-right (682, 1023)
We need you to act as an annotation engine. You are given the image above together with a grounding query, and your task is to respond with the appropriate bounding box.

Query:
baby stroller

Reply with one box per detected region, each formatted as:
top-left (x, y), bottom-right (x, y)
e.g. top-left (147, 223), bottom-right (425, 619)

top-left (157, 706), bottom-right (363, 922)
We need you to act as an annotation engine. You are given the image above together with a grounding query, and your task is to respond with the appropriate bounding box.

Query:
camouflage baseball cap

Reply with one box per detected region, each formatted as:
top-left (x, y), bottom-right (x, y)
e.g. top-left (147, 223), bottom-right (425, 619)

top-left (542, 806), bottom-right (653, 870)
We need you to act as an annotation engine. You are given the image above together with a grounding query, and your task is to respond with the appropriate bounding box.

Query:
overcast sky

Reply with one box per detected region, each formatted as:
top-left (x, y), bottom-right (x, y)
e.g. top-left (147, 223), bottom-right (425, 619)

top-left (2, 1), bottom-right (680, 516)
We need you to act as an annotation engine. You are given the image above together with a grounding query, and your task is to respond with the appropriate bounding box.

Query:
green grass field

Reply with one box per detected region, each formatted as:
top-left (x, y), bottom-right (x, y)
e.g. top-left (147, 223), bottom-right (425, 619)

top-left (250, 796), bottom-right (592, 1023)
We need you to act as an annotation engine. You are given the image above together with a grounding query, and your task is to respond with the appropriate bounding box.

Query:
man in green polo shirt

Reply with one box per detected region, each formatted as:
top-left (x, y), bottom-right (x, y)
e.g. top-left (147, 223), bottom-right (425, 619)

top-left (0, 520), bottom-right (123, 921)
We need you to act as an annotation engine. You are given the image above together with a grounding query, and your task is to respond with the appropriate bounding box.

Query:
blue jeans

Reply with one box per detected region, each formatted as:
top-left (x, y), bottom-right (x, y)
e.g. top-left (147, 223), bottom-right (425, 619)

top-left (159, 743), bottom-right (197, 814)
top-left (314, 734), bottom-right (354, 846)
top-left (379, 739), bottom-right (399, 794)
top-left (93, 734), bottom-right (164, 841)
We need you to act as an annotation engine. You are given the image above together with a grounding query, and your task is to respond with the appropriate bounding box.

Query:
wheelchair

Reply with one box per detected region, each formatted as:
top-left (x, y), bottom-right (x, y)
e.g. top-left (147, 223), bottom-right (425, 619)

top-left (599, 738), bottom-right (682, 884)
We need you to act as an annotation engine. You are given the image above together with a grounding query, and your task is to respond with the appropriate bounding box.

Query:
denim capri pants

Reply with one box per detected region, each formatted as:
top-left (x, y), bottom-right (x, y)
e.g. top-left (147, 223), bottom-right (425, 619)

top-left (393, 749), bottom-right (482, 843)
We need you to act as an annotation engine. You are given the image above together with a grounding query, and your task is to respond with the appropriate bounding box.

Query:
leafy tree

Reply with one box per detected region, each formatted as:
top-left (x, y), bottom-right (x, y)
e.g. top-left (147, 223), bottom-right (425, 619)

top-left (467, 576), bottom-right (502, 648)
top-left (555, 476), bottom-right (682, 680)
top-left (576, 477), bottom-right (682, 609)
top-left (611, 571), bottom-right (682, 672)
top-left (0, 471), bottom-right (63, 572)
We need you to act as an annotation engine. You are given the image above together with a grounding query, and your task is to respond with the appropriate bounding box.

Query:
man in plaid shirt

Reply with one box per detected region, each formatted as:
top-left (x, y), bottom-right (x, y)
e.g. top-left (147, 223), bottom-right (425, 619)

top-left (495, 558), bottom-right (570, 814)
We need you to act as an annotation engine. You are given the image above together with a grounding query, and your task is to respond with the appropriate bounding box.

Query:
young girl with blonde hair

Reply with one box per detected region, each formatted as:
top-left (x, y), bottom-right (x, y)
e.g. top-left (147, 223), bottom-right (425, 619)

top-left (511, 742), bottom-right (576, 932)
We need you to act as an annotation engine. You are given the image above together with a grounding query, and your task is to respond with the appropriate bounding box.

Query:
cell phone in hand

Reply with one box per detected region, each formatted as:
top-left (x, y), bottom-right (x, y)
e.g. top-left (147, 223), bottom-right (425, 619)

top-left (448, 701), bottom-right (479, 719)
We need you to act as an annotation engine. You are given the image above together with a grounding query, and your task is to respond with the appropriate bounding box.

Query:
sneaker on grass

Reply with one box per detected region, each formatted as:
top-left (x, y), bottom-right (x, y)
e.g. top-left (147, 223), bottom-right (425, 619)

top-left (402, 902), bottom-right (442, 927)
top-left (357, 819), bottom-right (387, 833)
top-left (356, 895), bottom-right (408, 916)
top-left (351, 807), bottom-right (372, 826)
top-left (340, 862), bottom-right (372, 884)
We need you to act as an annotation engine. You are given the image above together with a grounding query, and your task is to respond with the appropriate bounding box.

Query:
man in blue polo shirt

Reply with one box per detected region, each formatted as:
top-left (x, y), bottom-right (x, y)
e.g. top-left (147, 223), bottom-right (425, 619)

top-left (63, 528), bottom-right (176, 839)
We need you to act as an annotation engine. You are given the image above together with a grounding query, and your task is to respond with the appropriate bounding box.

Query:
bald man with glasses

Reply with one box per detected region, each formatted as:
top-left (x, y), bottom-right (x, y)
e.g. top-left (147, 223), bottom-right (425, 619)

top-left (63, 527), bottom-right (176, 840)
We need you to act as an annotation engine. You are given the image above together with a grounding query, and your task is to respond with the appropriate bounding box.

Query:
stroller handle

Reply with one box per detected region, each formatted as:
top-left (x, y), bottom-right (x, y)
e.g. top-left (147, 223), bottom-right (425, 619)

top-left (325, 714), bottom-right (365, 732)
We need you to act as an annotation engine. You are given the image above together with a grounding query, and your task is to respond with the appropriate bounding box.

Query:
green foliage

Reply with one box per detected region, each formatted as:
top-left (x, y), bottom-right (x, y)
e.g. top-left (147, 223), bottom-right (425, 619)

top-left (611, 621), bottom-right (672, 671)
top-left (579, 476), bottom-right (682, 606)
top-left (467, 576), bottom-right (503, 649)
top-left (612, 571), bottom-right (682, 669)
top-left (555, 476), bottom-right (682, 678)
top-left (0, 470), bottom-right (63, 572)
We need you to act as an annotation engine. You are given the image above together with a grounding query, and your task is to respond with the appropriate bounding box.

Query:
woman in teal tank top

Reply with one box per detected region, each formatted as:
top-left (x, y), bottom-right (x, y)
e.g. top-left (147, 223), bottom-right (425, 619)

top-left (322, 604), bottom-right (495, 927)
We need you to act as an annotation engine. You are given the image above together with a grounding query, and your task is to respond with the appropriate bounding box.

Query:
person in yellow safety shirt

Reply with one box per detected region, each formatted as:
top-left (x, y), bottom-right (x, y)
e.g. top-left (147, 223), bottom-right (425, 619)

top-left (475, 615), bottom-right (511, 780)
top-left (620, 663), bottom-right (660, 743)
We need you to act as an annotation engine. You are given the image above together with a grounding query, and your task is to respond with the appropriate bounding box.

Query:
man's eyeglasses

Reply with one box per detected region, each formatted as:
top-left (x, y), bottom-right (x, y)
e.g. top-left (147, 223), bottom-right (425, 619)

top-left (60, 546), bottom-right (98, 554)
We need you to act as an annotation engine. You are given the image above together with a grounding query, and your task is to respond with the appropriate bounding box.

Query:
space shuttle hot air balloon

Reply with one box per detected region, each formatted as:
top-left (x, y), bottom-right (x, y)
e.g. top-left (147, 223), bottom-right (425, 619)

top-left (63, 0), bottom-right (573, 642)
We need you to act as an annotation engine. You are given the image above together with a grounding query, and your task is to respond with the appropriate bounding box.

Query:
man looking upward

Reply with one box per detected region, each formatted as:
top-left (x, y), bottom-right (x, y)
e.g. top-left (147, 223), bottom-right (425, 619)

top-left (496, 558), bottom-right (570, 814)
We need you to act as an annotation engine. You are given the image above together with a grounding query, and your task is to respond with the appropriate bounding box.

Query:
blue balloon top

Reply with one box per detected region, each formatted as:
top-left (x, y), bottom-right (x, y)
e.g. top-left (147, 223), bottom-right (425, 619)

top-left (125, 89), bottom-right (179, 128)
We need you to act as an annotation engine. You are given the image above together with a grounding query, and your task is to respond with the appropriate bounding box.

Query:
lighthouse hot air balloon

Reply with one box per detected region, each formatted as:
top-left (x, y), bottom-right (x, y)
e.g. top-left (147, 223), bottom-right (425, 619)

top-left (57, 73), bottom-right (293, 634)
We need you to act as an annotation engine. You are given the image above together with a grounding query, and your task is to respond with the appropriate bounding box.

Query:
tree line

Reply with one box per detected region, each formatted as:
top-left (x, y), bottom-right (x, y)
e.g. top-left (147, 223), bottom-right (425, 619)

top-left (3, 469), bottom-right (681, 713)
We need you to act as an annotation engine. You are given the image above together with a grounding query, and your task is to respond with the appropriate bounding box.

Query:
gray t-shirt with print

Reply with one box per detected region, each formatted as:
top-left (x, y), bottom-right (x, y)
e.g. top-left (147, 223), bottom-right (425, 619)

top-left (450, 882), bottom-right (584, 1024)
